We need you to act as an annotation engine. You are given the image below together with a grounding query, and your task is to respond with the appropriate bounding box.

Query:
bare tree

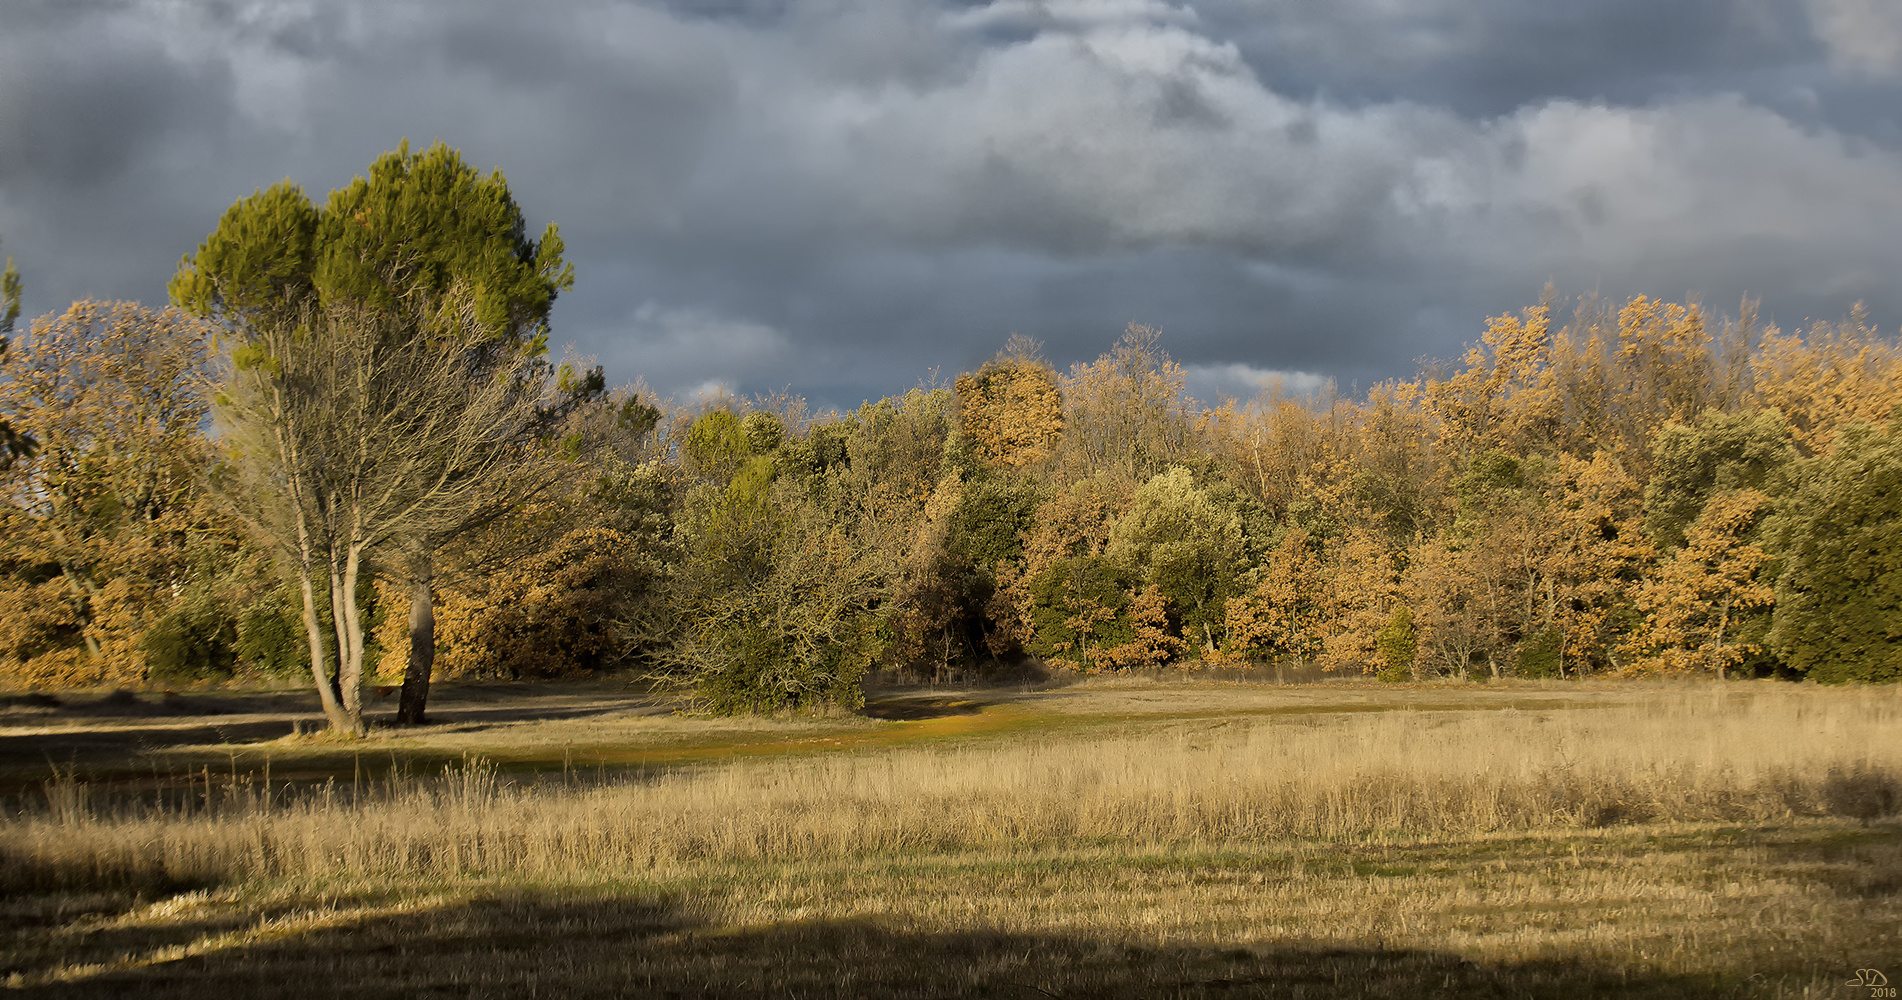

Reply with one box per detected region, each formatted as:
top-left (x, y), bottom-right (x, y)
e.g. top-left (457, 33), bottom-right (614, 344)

top-left (212, 288), bottom-right (553, 733)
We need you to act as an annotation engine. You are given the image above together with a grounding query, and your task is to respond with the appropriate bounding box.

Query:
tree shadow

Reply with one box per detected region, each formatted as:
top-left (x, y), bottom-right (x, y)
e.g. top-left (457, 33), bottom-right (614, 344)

top-left (1749, 821), bottom-right (1902, 899)
top-left (8, 890), bottom-right (1775, 999)
top-left (368, 699), bottom-right (667, 730)
top-left (0, 685), bottom-right (675, 795)
top-left (859, 696), bottom-right (986, 721)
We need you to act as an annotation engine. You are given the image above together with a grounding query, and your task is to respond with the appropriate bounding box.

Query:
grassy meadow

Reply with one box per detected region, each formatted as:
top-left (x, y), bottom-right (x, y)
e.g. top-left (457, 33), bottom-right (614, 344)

top-left (1, 678), bottom-right (1898, 997)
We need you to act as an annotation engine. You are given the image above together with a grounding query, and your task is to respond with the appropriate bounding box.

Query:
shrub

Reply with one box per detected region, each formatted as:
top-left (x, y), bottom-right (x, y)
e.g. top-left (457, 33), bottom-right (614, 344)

top-left (1376, 605), bottom-right (1417, 682)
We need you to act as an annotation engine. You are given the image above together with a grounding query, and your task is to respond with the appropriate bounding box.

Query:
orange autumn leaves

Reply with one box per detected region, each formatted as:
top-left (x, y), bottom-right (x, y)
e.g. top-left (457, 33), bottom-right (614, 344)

top-left (958, 300), bottom-right (1898, 681)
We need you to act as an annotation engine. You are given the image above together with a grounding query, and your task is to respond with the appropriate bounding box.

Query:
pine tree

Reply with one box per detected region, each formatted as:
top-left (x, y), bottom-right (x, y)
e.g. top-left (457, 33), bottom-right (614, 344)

top-left (175, 142), bottom-right (577, 731)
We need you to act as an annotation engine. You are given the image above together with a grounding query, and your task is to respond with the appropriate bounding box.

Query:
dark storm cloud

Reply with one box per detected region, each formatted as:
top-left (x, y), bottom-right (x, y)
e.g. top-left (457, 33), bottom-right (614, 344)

top-left (2, 0), bottom-right (1900, 410)
top-left (1199, 0), bottom-right (1825, 113)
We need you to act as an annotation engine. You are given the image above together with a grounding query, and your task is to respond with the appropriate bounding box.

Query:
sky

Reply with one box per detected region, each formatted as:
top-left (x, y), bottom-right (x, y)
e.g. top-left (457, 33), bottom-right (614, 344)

top-left (3, 0), bottom-right (1900, 411)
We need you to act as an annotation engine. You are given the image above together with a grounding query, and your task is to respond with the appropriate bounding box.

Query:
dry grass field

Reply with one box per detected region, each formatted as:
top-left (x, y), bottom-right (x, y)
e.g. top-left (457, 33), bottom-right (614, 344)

top-left (1, 677), bottom-right (1897, 997)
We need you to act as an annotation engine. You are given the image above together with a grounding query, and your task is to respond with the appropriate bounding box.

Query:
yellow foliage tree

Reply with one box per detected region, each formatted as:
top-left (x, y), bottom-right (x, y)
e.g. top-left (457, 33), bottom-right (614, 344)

top-left (1423, 304), bottom-right (1563, 457)
top-left (0, 301), bottom-right (215, 687)
top-left (1623, 489), bottom-right (1774, 678)
top-left (1222, 384), bottom-right (1358, 521)
top-left (1089, 584), bottom-right (1182, 670)
top-left (1749, 307), bottom-right (1902, 457)
top-left (1605, 296), bottom-right (1718, 473)
top-left (1219, 528), bottom-right (1326, 665)
top-left (1402, 540), bottom-right (1489, 678)
top-left (1314, 526), bottom-right (1403, 672)
top-left (955, 335), bottom-right (1064, 470)
top-left (1403, 449), bottom-right (1647, 678)
top-left (1535, 451), bottom-right (1652, 672)
top-left (989, 474), bottom-right (1132, 656)
top-left (420, 523), bottom-right (639, 680)
top-left (1061, 324), bottom-right (1191, 479)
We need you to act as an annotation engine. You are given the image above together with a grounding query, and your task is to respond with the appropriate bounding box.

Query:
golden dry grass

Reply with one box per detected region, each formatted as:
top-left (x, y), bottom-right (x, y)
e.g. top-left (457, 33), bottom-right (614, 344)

top-left (9, 686), bottom-right (1898, 882)
top-left (2, 682), bottom-right (1898, 997)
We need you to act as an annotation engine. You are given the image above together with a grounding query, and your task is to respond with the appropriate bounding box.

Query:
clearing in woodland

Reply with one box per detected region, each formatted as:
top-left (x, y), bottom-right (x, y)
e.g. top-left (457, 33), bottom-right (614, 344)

top-left (1, 678), bottom-right (1897, 998)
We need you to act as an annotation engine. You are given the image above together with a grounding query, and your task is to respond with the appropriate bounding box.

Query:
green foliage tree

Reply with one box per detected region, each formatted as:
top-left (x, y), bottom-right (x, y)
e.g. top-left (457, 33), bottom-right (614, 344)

top-left (684, 409), bottom-right (751, 483)
top-left (1375, 605), bottom-right (1417, 682)
top-left (882, 471), bottom-right (975, 680)
top-left (140, 585), bottom-right (241, 682)
top-left (667, 461), bottom-right (883, 711)
top-left (1026, 554), bottom-right (1136, 669)
top-left (235, 584), bottom-right (316, 676)
top-left (1643, 409), bottom-right (1794, 553)
top-left (742, 411), bottom-right (786, 455)
top-left (1, 249), bottom-right (19, 334)
top-left (1767, 422), bottom-right (1902, 683)
top-left (1515, 627), bottom-right (1563, 679)
top-left (175, 142), bottom-right (576, 729)
top-left (171, 140), bottom-right (570, 343)
top-left (1452, 449), bottom-right (1527, 533)
top-left (0, 242), bottom-right (36, 470)
top-left (1105, 466), bottom-right (1245, 656)
top-left (844, 386), bottom-right (957, 505)
top-left (948, 476), bottom-right (1041, 580)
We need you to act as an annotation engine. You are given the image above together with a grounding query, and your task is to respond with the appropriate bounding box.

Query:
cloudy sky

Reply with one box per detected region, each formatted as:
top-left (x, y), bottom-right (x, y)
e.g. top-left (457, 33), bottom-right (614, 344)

top-left (3, 0), bottom-right (1900, 409)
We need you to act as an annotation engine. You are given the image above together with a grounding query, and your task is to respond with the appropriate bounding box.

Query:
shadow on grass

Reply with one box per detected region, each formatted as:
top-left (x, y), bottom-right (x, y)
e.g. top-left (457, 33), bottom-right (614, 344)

top-left (1749, 822), bottom-right (1902, 899)
top-left (859, 697), bottom-right (987, 721)
top-left (0, 685), bottom-right (673, 795)
top-left (6, 889), bottom-right (1774, 999)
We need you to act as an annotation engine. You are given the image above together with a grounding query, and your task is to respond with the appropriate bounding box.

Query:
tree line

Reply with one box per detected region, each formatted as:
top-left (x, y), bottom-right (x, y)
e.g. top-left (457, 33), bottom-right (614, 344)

top-left (3, 145), bottom-right (1899, 733)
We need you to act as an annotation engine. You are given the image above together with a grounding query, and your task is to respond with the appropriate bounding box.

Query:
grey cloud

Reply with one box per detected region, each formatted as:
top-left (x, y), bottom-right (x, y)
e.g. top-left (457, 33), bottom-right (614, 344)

top-left (0, 11), bottom-right (237, 191)
top-left (1806, 0), bottom-right (1902, 77)
top-left (611, 302), bottom-right (799, 401)
top-left (1181, 362), bottom-right (1329, 407)
top-left (1, 0), bottom-right (1899, 410)
top-left (1200, 0), bottom-right (1823, 114)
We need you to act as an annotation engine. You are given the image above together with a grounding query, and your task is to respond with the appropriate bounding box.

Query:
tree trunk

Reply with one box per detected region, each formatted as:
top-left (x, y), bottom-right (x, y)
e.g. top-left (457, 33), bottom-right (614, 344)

top-left (336, 543), bottom-right (367, 733)
top-left (1714, 593), bottom-right (1732, 681)
top-left (296, 516), bottom-right (353, 733)
top-left (298, 569), bottom-right (352, 733)
top-left (397, 569), bottom-right (435, 725)
top-left (328, 558), bottom-right (351, 704)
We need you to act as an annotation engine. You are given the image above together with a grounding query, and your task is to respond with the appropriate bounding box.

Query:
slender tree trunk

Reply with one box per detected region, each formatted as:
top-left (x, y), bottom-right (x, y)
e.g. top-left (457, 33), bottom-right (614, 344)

top-left (337, 542), bottom-right (367, 732)
top-left (328, 558), bottom-right (350, 697)
top-left (278, 414), bottom-right (350, 729)
top-left (295, 514), bottom-right (352, 732)
top-left (297, 570), bottom-right (353, 732)
top-left (326, 554), bottom-right (364, 735)
top-left (1714, 593), bottom-right (1732, 681)
top-left (397, 560), bottom-right (435, 725)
